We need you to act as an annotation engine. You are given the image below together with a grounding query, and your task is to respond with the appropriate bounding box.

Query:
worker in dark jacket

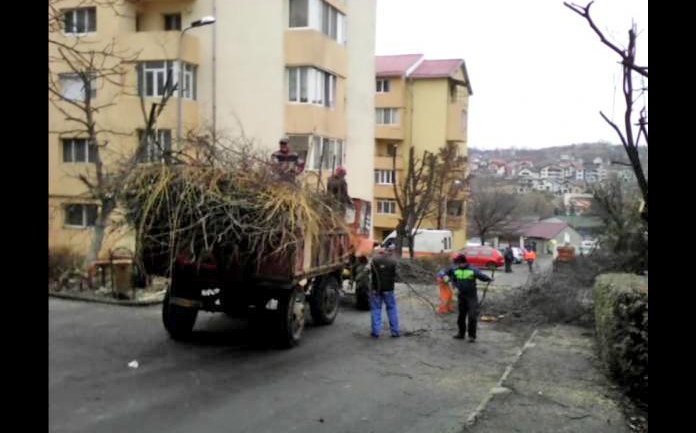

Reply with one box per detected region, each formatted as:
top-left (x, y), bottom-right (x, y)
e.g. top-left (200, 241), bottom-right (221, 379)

top-left (440, 253), bottom-right (493, 342)
top-left (503, 245), bottom-right (514, 273)
top-left (271, 137), bottom-right (304, 181)
top-left (369, 245), bottom-right (400, 338)
top-left (327, 166), bottom-right (352, 212)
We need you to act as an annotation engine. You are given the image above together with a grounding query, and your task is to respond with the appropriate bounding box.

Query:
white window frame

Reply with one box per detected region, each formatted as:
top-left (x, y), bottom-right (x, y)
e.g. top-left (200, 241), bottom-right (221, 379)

top-left (289, 0), bottom-right (346, 44)
top-left (63, 7), bottom-right (97, 35)
top-left (374, 170), bottom-right (395, 185)
top-left (376, 108), bottom-right (400, 125)
top-left (307, 136), bottom-right (344, 171)
top-left (62, 138), bottom-right (96, 163)
top-left (137, 129), bottom-right (172, 163)
top-left (461, 110), bottom-right (468, 133)
top-left (59, 73), bottom-right (97, 102)
top-left (377, 200), bottom-right (397, 215)
top-left (376, 79), bottom-right (390, 93)
top-left (287, 66), bottom-right (336, 108)
top-left (64, 204), bottom-right (98, 229)
top-left (139, 61), bottom-right (196, 100)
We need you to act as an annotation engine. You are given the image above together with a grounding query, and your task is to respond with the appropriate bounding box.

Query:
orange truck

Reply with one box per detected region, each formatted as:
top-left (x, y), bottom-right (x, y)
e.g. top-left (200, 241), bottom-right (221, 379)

top-left (158, 197), bottom-right (372, 348)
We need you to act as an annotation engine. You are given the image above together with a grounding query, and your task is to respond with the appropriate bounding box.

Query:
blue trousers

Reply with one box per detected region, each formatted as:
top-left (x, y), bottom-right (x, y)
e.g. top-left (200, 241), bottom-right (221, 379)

top-left (370, 291), bottom-right (400, 337)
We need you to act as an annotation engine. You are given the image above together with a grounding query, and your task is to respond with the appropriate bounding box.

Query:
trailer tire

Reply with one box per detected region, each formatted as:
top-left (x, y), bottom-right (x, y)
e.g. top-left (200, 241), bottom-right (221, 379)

top-left (162, 283), bottom-right (198, 341)
top-left (274, 289), bottom-right (306, 348)
top-left (310, 276), bottom-right (340, 325)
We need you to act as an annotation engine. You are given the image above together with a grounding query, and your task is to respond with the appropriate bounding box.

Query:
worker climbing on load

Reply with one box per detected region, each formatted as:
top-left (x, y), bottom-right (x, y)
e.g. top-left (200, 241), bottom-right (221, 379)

top-left (327, 166), bottom-right (352, 213)
top-left (271, 136), bottom-right (305, 182)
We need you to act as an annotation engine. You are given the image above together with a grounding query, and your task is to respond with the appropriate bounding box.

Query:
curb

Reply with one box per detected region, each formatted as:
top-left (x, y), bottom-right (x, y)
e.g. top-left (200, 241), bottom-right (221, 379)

top-left (49, 290), bottom-right (165, 306)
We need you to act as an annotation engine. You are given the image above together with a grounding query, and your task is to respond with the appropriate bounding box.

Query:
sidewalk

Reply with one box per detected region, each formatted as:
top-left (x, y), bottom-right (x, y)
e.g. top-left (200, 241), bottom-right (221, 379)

top-left (463, 324), bottom-right (630, 433)
top-left (48, 288), bottom-right (165, 306)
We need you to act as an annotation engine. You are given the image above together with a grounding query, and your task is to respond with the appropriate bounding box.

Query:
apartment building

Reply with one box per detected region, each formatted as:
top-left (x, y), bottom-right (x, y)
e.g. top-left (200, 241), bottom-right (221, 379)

top-left (49, 0), bottom-right (375, 257)
top-left (373, 54), bottom-right (472, 249)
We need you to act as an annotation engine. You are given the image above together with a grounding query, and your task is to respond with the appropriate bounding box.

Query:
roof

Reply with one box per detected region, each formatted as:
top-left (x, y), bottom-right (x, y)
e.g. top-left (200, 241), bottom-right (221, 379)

top-left (411, 59), bottom-right (463, 78)
top-left (409, 58), bottom-right (474, 94)
top-left (524, 222), bottom-right (569, 240)
top-left (375, 54), bottom-right (424, 77)
top-left (544, 215), bottom-right (605, 229)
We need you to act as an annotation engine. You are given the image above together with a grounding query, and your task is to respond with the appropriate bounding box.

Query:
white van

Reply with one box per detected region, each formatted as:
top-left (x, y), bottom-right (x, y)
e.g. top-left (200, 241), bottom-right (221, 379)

top-left (381, 229), bottom-right (453, 257)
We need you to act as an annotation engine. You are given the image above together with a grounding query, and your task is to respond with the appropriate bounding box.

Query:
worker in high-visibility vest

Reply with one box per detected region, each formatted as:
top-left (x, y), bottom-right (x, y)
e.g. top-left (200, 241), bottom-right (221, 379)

top-left (523, 248), bottom-right (537, 272)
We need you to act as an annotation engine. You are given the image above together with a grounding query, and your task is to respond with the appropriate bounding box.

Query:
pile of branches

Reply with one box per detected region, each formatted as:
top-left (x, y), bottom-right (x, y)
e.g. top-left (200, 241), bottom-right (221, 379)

top-left (118, 139), bottom-right (347, 275)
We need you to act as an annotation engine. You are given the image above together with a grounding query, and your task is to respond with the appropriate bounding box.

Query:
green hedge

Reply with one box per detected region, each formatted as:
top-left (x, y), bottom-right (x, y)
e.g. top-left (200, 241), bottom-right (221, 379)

top-left (594, 273), bottom-right (648, 403)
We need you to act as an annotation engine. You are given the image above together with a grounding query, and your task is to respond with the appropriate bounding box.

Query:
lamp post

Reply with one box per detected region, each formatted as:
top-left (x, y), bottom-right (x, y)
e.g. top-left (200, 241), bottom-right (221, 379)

top-left (177, 16), bottom-right (215, 146)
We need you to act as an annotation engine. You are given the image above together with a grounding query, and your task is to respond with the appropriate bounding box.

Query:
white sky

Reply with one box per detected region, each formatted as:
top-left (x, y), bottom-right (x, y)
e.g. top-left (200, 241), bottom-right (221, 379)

top-left (375, 0), bottom-right (648, 150)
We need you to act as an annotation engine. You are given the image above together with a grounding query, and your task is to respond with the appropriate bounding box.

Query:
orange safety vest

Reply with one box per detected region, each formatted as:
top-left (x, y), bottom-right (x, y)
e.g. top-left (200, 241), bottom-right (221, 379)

top-left (524, 250), bottom-right (536, 261)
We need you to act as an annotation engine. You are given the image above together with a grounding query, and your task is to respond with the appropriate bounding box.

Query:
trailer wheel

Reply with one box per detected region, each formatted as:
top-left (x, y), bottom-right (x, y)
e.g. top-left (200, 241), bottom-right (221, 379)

top-left (310, 276), bottom-right (340, 325)
top-left (162, 281), bottom-right (198, 341)
top-left (274, 289), bottom-right (306, 348)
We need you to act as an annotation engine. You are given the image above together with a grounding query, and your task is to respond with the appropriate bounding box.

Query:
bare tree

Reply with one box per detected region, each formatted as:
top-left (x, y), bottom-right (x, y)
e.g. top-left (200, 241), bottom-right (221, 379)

top-left (467, 177), bottom-right (518, 246)
top-left (49, 0), bottom-right (175, 265)
top-left (391, 146), bottom-right (437, 258)
top-left (590, 176), bottom-right (647, 272)
top-left (433, 142), bottom-right (468, 229)
top-left (565, 1), bottom-right (648, 222)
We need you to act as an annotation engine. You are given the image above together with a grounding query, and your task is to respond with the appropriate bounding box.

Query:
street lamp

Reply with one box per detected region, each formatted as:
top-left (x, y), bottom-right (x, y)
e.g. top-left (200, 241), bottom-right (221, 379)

top-left (177, 16), bottom-right (216, 145)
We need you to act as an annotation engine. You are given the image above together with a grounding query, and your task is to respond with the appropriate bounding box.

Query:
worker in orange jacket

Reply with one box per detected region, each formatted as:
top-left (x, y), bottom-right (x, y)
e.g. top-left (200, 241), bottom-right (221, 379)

top-left (523, 248), bottom-right (537, 272)
top-left (436, 268), bottom-right (456, 314)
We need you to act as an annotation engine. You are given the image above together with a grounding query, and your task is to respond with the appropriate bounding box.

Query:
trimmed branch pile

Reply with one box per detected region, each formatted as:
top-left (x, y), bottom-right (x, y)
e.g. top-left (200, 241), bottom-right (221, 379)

top-left (119, 145), bottom-right (347, 276)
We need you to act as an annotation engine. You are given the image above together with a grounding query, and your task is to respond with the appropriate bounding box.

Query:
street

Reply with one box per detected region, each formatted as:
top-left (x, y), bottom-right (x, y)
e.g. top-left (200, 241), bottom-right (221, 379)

top-left (50, 288), bottom-right (528, 433)
top-left (50, 265), bottom-right (626, 433)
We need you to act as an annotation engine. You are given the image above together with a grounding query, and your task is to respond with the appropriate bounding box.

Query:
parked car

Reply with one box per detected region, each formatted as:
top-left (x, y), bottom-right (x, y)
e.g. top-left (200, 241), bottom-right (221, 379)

top-left (454, 245), bottom-right (504, 270)
top-left (579, 239), bottom-right (599, 255)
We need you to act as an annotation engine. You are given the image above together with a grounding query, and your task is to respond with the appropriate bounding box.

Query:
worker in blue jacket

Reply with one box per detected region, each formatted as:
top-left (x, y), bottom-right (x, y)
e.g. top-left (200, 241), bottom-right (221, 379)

top-left (439, 253), bottom-right (493, 342)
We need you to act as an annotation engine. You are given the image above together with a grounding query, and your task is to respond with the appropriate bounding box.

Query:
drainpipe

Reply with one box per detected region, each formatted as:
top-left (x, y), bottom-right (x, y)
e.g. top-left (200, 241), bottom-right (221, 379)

top-left (212, 0), bottom-right (217, 143)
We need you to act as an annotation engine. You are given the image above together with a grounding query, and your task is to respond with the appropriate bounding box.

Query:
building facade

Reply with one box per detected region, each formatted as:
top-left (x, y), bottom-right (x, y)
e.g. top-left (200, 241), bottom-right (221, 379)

top-left (49, 0), bottom-right (376, 257)
top-left (373, 54), bottom-right (472, 249)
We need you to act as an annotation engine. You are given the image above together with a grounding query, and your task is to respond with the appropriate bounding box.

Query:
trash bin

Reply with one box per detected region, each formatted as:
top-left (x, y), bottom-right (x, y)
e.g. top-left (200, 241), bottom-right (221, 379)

top-left (112, 259), bottom-right (134, 299)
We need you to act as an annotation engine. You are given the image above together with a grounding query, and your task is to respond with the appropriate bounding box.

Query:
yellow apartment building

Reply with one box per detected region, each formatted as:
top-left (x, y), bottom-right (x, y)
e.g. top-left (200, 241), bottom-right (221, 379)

top-left (49, 0), bottom-right (376, 259)
top-left (373, 54), bottom-right (472, 249)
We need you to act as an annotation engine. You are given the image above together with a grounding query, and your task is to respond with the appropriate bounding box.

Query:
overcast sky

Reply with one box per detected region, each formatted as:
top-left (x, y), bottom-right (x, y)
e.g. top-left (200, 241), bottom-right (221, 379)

top-left (375, 0), bottom-right (648, 150)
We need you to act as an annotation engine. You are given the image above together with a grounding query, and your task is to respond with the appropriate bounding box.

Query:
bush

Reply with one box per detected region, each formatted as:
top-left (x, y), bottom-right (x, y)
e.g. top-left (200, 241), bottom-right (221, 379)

top-left (395, 254), bottom-right (451, 284)
top-left (594, 273), bottom-right (648, 405)
top-left (48, 247), bottom-right (84, 282)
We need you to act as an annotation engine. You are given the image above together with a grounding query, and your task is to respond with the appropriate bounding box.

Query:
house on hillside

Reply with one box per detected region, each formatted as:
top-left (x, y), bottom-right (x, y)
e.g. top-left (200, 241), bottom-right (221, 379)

top-left (540, 164), bottom-right (564, 179)
top-left (523, 221), bottom-right (582, 255)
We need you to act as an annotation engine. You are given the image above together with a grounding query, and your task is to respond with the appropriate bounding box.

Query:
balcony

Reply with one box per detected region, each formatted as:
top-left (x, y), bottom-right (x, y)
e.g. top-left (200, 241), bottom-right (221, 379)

top-left (119, 31), bottom-right (200, 64)
top-left (375, 125), bottom-right (404, 140)
top-left (374, 156), bottom-right (403, 170)
top-left (285, 29), bottom-right (347, 77)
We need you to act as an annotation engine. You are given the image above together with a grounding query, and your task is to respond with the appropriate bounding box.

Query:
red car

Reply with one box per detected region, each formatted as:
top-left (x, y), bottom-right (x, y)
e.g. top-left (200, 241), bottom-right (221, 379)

top-left (451, 246), bottom-right (504, 270)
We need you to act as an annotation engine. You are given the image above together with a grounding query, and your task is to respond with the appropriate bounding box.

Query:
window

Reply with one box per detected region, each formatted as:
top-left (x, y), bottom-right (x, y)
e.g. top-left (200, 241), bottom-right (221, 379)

top-left (62, 138), bottom-right (96, 163)
top-left (374, 170), bottom-right (395, 185)
top-left (65, 204), bottom-right (98, 228)
top-left (461, 110), bottom-right (468, 133)
top-left (376, 108), bottom-right (400, 125)
top-left (135, 14), bottom-right (143, 32)
top-left (447, 200), bottom-right (463, 217)
top-left (307, 136), bottom-right (343, 170)
top-left (60, 73), bottom-right (96, 101)
top-left (286, 135), bottom-right (311, 163)
top-left (289, 0), bottom-right (309, 27)
top-left (138, 61), bottom-right (197, 99)
top-left (376, 79), bottom-right (390, 93)
top-left (377, 200), bottom-right (397, 214)
top-left (164, 13), bottom-right (182, 31)
top-left (63, 7), bottom-right (96, 34)
top-left (137, 130), bottom-right (172, 163)
top-left (289, 0), bottom-right (346, 44)
top-left (287, 67), bottom-right (336, 107)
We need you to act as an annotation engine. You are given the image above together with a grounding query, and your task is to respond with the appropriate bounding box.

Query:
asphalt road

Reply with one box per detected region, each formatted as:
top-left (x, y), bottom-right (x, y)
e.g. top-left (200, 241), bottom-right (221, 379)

top-left (50, 289), bottom-right (528, 433)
